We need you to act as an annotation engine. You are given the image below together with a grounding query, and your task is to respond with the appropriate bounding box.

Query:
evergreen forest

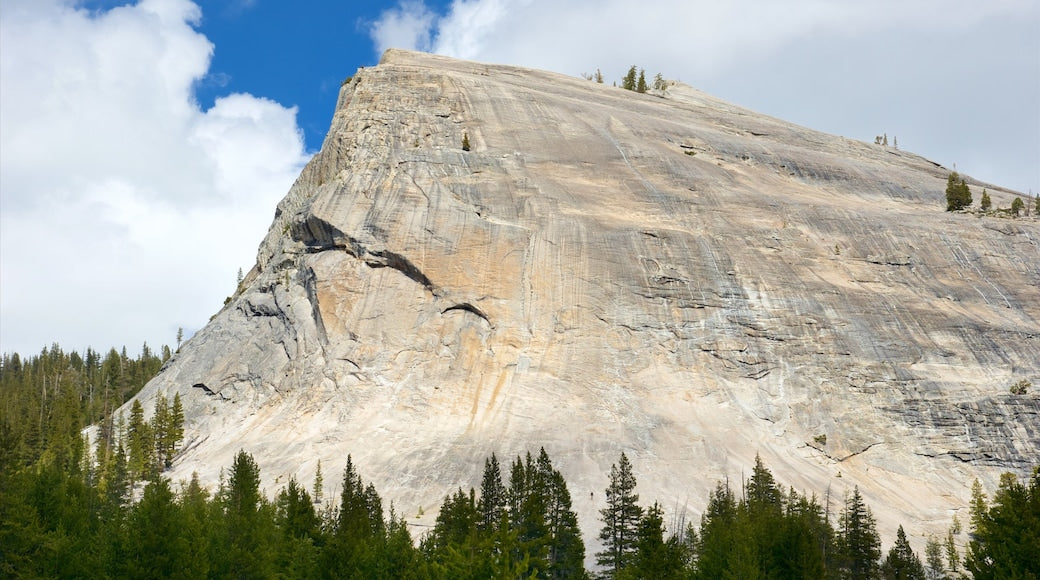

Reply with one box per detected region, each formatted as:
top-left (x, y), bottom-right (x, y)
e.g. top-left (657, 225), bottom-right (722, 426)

top-left (1, 345), bottom-right (1037, 578)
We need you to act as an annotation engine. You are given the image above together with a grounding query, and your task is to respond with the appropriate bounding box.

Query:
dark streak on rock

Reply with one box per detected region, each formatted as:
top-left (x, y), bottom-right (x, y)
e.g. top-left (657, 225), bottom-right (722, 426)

top-left (442, 303), bottom-right (492, 326)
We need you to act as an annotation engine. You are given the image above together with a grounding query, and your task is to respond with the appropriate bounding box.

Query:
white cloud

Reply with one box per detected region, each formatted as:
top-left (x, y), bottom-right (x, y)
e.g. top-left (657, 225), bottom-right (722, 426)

top-left (370, 0), bottom-right (1038, 193)
top-left (0, 0), bottom-right (309, 355)
top-left (369, 0), bottom-right (437, 55)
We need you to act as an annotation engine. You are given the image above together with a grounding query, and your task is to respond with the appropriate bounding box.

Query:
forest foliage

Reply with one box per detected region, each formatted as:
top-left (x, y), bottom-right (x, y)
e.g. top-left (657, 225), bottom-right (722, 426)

top-left (1, 345), bottom-right (1037, 578)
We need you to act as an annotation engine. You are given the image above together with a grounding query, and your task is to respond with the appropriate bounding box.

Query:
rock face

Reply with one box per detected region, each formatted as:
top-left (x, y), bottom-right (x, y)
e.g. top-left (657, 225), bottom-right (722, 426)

top-left (136, 49), bottom-right (1039, 547)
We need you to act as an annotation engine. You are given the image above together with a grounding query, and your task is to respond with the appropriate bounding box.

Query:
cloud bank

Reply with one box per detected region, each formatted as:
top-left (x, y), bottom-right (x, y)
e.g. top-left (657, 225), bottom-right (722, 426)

top-left (0, 0), bottom-right (310, 355)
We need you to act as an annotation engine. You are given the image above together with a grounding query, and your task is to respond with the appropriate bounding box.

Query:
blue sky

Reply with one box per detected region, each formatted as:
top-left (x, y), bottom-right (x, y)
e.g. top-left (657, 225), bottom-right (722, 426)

top-left (1, 0), bottom-right (1038, 356)
top-left (187, 1), bottom-right (416, 149)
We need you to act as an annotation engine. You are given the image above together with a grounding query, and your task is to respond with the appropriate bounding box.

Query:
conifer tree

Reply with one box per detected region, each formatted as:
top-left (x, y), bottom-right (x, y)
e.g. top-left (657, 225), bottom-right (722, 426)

top-left (126, 399), bottom-right (154, 482)
top-left (964, 468), bottom-right (1040, 579)
top-left (1011, 196), bottom-right (1024, 216)
top-left (478, 453), bottom-right (506, 533)
top-left (625, 502), bottom-right (685, 580)
top-left (507, 453), bottom-right (550, 574)
top-left (536, 448), bottom-right (585, 578)
top-left (125, 477), bottom-right (188, 578)
top-left (622, 66), bottom-right (637, 91)
top-left (313, 459), bottom-right (324, 505)
top-left (636, 69), bottom-right (648, 93)
top-left (923, 535), bottom-right (944, 580)
top-left (980, 189), bottom-right (992, 211)
top-left (597, 452), bottom-right (643, 577)
top-left (881, 525), bottom-right (926, 579)
top-left (945, 172), bottom-right (972, 211)
top-left (275, 477), bottom-right (321, 577)
top-left (838, 486), bottom-right (882, 579)
top-left (696, 480), bottom-right (739, 578)
top-left (219, 450), bottom-right (275, 578)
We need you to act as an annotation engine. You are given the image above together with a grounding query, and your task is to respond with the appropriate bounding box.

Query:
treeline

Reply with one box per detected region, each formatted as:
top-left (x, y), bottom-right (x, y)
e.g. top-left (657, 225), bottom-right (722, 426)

top-left (1, 345), bottom-right (1037, 577)
top-left (0, 344), bottom-right (168, 471)
top-left (3, 444), bottom-right (1036, 578)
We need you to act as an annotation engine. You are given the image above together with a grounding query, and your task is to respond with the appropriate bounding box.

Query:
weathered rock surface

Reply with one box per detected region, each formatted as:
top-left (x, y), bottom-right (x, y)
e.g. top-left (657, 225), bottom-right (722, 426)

top-left (134, 49), bottom-right (1039, 549)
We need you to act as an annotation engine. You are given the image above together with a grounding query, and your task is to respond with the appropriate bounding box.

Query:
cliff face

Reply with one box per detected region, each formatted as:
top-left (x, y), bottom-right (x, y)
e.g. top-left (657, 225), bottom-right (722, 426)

top-left (137, 49), bottom-right (1039, 542)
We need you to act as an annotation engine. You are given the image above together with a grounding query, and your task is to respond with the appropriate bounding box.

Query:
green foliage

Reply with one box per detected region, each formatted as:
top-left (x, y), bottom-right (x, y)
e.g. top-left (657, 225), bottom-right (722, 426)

top-left (964, 468), bottom-right (1040, 579)
top-left (838, 486), bottom-right (882, 580)
top-left (636, 69), bottom-right (648, 93)
top-left (923, 535), bottom-right (944, 580)
top-left (620, 502), bottom-right (686, 580)
top-left (0, 347), bottom-right (1036, 579)
top-left (945, 172), bottom-right (972, 211)
top-left (622, 66), bottom-right (638, 91)
top-left (1010, 379), bottom-right (1031, 395)
top-left (598, 452), bottom-right (643, 577)
top-left (881, 525), bottom-right (926, 579)
top-left (980, 189), bottom-right (992, 211)
top-left (1011, 196), bottom-right (1024, 216)
top-left (694, 458), bottom-right (834, 579)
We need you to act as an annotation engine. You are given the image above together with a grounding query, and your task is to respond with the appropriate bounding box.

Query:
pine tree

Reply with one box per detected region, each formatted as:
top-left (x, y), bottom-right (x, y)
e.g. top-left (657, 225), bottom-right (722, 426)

top-left (622, 66), bottom-right (637, 91)
top-left (313, 459), bottom-right (324, 505)
top-left (507, 452), bottom-right (550, 574)
top-left (275, 477), bottom-right (321, 577)
top-left (126, 399), bottom-right (154, 482)
top-left (945, 172), bottom-right (972, 211)
top-left (477, 453), bottom-right (506, 533)
top-left (219, 450), bottom-right (275, 578)
top-left (980, 189), bottom-right (992, 211)
top-left (625, 502), bottom-right (685, 579)
top-left (597, 452), bottom-right (643, 577)
top-left (696, 480), bottom-right (740, 579)
top-left (124, 477), bottom-right (189, 578)
top-left (324, 455), bottom-right (387, 577)
top-left (169, 393), bottom-right (183, 459)
top-left (964, 468), bottom-right (1040, 579)
top-left (838, 486), bottom-right (882, 579)
top-left (944, 529), bottom-right (960, 575)
top-left (1011, 196), bottom-right (1024, 216)
top-left (881, 525), bottom-right (926, 579)
top-left (636, 69), bottom-right (648, 93)
top-left (536, 448), bottom-right (585, 578)
top-left (152, 393), bottom-right (170, 468)
top-left (923, 535), bottom-right (944, 580)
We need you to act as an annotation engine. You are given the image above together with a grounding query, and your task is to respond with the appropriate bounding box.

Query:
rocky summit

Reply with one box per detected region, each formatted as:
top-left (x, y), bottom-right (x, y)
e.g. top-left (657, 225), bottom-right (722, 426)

top-left (133, 49), bottom-right (1038, 545)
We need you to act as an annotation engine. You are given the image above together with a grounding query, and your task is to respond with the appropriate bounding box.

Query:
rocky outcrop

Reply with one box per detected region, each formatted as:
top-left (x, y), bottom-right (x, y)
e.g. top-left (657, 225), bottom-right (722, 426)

top-left (133, 49), bottom-right (1039, 548)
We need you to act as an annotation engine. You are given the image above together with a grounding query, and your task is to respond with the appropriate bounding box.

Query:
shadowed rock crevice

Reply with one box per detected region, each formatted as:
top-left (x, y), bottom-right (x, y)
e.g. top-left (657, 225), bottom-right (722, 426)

top-left (441, 303), bottom-right (492, 326)
top-left (365, 249), bottom-right (436, 293)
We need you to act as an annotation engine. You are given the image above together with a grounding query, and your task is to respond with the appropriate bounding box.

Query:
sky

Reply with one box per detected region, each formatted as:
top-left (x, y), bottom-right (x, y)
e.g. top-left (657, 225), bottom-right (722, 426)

top-left (1, 0), bottom-right (1038, 357)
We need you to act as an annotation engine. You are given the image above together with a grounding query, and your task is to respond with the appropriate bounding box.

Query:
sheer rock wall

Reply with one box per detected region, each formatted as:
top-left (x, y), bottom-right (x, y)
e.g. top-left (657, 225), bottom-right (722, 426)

top-left (133, 49), bottom-right (1039, 545)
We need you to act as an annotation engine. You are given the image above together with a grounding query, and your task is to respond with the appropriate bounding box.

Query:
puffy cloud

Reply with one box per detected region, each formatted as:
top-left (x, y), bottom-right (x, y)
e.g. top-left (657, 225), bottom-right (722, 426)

top-left (370, 0), bottom-right (437, 55)
top-left (370, 0), bottom-right (1038, 193)
top-left (0, 0), bottom-right (309, 355)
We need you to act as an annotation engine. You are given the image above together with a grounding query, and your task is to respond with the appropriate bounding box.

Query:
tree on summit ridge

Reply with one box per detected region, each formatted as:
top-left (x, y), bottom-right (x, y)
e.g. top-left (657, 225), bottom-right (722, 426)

top-left (945, 171), bottom-right (972, 211)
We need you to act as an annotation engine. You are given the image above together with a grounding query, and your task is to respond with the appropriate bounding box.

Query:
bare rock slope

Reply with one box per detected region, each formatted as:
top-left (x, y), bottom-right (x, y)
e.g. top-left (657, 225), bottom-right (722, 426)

top-left (138, 49), bottom-right (1039, 542)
